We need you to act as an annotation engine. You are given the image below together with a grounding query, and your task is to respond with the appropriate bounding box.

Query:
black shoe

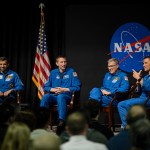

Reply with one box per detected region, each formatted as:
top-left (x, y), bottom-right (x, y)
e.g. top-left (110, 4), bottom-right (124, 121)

top-left (56, 119), bottom-right (65, 135)
top-left (58, 119), bottom-right (65, 126)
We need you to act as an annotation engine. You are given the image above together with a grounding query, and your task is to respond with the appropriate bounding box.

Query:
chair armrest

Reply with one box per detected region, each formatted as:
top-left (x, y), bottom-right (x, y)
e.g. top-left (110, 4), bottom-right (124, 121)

top-left (17, 91), bottom-right (22, 104)
top-left (70, 91), bottom-right (81, 109)
top-left (70, 92), bottom-right (75, 109)
top-left (108, 84), bottom-right (137, 107)
top-left (129, 84), bottom-right (137, 92)
top-left (129, 84), bottom-right (137, 96)
top-left (109, 91), bottom-right (129, 106)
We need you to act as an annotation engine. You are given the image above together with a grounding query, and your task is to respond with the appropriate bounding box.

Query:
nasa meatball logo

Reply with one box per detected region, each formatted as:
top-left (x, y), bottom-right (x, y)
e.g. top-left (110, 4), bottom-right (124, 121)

top-left (110, 22), bottom-right (150, 72)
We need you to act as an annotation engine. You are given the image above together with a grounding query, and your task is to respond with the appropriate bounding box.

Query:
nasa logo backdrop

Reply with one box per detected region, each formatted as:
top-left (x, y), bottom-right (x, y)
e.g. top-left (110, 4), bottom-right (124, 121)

top-left (110, 22), bottom-right (150, 73)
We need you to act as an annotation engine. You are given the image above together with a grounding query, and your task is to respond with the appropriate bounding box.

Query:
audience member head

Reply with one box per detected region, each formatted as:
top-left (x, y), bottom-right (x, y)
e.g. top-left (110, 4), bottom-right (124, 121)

top-left (130, 119), bottom-right (150, 150)
top-left (79, 99), bottom-right (100, 126)
top-left (60, 111), bottom-right (108, 144)
top-left (66, 111), bottom-right (88, 135)
top-left (81, 99), bottom-right (100, 119)
top-left (0, 103), bottom-right (16, 124)
top-left (14, 110), bottom-right (36, 131)
top-left (126, 104), bottom-right (147, 129)
top-left (31, 132), bottom-right (61, 150)
top-left (33, 107), bottom-right (50, 129)
top-left (1, 122), bottom-right (30, 150)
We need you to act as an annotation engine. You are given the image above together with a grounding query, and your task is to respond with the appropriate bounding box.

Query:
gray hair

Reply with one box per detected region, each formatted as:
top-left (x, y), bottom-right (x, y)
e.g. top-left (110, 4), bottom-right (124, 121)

top-left (107, 58), bottom-right (119, 65)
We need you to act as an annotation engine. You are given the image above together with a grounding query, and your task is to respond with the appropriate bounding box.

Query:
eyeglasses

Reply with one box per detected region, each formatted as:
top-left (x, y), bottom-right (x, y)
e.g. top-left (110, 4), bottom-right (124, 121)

top-left (108, 64), bottom-right (117, 68)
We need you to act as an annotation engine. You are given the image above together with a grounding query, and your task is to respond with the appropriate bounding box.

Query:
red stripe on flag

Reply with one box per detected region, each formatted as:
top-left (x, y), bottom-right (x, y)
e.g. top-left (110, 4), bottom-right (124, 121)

top-left (32, 15), bottom-right (51, 100)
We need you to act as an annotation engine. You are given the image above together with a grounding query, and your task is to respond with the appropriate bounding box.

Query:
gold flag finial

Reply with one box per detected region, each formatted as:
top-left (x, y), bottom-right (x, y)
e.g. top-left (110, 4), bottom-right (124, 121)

top-left (39, 3), bottom-right (45, 23)
top-left (39, 3), bottom-right (45, 15)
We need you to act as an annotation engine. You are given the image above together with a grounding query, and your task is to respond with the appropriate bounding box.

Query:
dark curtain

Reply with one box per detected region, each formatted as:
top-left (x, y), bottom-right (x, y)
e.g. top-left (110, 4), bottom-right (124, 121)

top-left (0, 0), bottom-right (148, 107)
top-left (0, 0), bottom-right (66, 106)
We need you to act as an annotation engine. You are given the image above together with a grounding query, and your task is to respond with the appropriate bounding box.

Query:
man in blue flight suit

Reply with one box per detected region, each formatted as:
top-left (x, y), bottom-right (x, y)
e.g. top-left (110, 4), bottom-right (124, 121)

top-left (118, 56), bottom-right (150, 130)
top-left (89, 58), bottom-right (129, 106)
top-left (0, 57), bottom-right (24, 104)
top-left (40, 55), bottom-right (81, 126)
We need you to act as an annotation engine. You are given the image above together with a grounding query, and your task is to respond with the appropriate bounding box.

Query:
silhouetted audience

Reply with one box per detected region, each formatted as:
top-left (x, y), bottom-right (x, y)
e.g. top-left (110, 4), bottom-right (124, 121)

top-left (130, 119), bottom-right (150, 150)
top-left (1, 122), bottom-right (30, 150)
top-left (30, 107), bottom-right (61, 150)
top-left (59, 104), bottom-right (108, 144)
top-left (60, 111), bottom-right (108, 150)
top-left (32, 107), bottom-right (50, 130)
top-left (81, 99), bottom-right (114, 140)
top-left (13, 110), bottom-right (36, 131)
top-left (0, 103), bottom-right (16, 149)
top-left (31, 107), bottom-right (58, 139)
top-left (31, 131), bottom-right (61, 150)
top-left (107, 104), bottom-right (148, 150)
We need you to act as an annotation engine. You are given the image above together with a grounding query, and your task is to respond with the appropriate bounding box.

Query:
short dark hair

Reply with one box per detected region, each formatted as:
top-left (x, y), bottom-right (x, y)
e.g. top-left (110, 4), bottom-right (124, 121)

top-left (66, 111), bottom-right (87, 135)
top-left (0, 57), bottom-right (8, 62)
top-left (144, 56), bottom-right (150, 60)
top-left (33, 107), bottom-right (50, 129)
top-left (130, 119), bottom-right (150, 149)
top-left (82, 99), bottom-right (100, 118)
top-left (14, 110), bottom-right (36, 131)
top-left (56, 55), bottom-right (67, 62)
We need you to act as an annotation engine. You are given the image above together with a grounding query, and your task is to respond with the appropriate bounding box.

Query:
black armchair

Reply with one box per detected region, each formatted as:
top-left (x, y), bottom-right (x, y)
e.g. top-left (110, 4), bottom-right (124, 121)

top-left (100, 84), bottom-right (136, 131)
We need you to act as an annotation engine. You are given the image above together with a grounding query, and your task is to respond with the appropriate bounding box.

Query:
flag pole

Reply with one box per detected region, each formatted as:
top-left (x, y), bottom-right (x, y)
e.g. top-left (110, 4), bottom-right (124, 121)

top-left (39, 3), bottom-right (45, 14)
top-left (32, 3), bottom-right (51, 100)
top-left (39, 3), bottom-right (45, 51)
top-left (39, 3), bottom-right (45, 23)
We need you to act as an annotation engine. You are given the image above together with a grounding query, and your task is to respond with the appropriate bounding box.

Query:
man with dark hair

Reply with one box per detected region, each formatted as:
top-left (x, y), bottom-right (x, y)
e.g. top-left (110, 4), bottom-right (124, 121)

top-left (66, 111), bottom-right (87, 135)
top-left (31, 107), bottom-right (58, 140)
top-left (60, 111), bottom-right (108, 150)
top-left (118, 56), bottom-right (150, 130)
top-left (0, 57), bottom-right (24, 104)
top-left (14, 110), bottom-right (36, 131)
top-left (107, 104), bottom-right (148, 150)
top-left (40, 56), bottom-right (81, 126)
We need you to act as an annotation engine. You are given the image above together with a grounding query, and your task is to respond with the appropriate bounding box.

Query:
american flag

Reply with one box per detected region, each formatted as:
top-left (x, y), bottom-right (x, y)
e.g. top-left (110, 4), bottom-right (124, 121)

top-left (32, 13), bottom-right (51, 100)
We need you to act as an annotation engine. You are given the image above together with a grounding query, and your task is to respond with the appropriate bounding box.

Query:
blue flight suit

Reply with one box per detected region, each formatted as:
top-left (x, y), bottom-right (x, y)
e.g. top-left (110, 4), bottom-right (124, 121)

top-left (0, 69), bottom-right (24, 104)
top-left (118, 74), bottom-right (150, 128)
top-left (89, 70), bottom-right (129, 106)
top-left (40, 67), bottom-right (81, 121)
